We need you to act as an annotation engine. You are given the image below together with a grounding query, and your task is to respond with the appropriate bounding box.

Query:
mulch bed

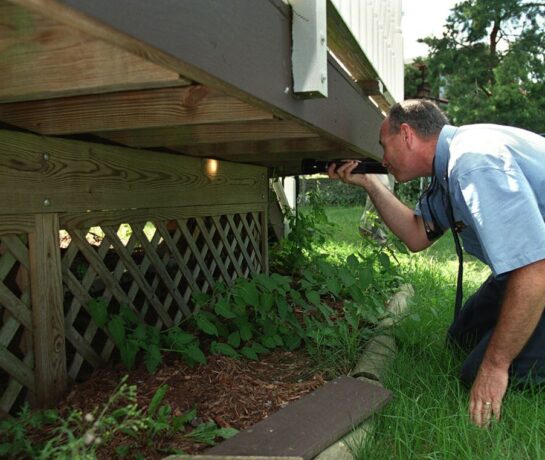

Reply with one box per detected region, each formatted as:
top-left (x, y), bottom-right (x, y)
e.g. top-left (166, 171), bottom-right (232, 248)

top-left (34, 349), bottom-right (325, 458)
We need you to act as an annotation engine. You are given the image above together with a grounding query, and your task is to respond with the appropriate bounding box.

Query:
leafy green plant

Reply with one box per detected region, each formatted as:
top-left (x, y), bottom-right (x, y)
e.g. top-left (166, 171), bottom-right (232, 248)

top-left (191, 273), bottom-right (305, 360)
top-left (0, 404), bottom-right (58, 458)
top-left (87, 204), bottom-right (402, 379)
top-left (270, 191), bottom-right (333, 274)
top-left (299, 177), bottom-right (367, 206)
top-left (0, 377), bottom-right (237, 459)
top-left (191, 251), bottom-right (399, 376)
top-left (87, 300), bottom-right (206, 372)
top-left (299, 254), bottom-right (394, 376)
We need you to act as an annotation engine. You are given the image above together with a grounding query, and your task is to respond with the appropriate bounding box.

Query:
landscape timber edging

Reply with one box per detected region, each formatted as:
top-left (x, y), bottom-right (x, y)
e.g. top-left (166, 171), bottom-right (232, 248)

top-left (314, 283), bottom-right (414, 460)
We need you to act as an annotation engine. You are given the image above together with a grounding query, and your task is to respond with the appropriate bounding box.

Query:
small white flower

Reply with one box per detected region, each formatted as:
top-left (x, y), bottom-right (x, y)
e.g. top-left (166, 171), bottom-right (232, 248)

top-left (83, 431), bottom-right (95, 446)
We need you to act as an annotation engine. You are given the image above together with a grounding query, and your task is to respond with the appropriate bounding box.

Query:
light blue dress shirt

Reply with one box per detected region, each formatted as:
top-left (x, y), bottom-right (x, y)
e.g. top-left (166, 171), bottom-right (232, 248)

top-left (416, 124), bottom-right (545, 276)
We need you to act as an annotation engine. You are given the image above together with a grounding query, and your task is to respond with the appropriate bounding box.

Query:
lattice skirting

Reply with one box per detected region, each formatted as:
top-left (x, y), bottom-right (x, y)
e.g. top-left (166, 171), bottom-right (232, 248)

top-left (0, 208), bottom-right (266, 416)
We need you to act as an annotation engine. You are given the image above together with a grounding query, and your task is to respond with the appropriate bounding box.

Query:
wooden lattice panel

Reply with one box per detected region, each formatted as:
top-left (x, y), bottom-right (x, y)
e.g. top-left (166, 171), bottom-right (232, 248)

top-left (61, 212), bottom-right (264, 381)
top-left (0, 235), bottom-right (35, 417)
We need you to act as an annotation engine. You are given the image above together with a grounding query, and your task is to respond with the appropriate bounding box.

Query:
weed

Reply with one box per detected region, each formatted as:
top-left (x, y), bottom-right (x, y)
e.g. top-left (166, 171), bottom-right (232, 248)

top-left (0, 377), bottom-right (236, 459)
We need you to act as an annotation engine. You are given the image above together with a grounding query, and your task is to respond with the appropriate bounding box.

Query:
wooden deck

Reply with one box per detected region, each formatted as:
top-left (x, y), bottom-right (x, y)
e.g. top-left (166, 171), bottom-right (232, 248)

top-left (0, 0), bottom-right (391, 414)
top-left (1, 0), bottom-right (386, 175)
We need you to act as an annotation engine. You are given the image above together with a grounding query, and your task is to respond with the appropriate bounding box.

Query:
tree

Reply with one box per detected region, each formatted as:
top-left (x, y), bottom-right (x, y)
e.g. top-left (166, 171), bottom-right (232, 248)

top-left (420, 0), bottom-right (545, 132)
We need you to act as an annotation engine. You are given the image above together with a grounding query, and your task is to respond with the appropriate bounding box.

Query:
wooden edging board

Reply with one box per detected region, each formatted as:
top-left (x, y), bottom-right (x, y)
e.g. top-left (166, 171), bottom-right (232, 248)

top-left (204, 376), bottom-right (391, 460)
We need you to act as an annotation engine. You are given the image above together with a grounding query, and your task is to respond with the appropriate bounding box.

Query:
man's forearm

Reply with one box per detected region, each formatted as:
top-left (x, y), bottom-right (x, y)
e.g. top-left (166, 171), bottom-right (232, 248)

top-left (482, 259), bottom-right (545, 370)
top-left (363, 176), bottom-right (430, 252)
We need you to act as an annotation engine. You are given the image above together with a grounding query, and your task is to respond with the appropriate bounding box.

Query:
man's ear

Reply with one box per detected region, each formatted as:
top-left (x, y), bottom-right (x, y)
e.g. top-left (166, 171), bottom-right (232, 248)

top-left (400, 123), bottom-right (413, 148)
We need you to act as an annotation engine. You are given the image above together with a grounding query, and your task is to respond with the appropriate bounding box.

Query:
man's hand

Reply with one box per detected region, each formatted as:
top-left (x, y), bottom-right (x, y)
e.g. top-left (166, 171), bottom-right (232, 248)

top-left (469, 360), bottom-right (509, 427)
top-left (467, 259), bottom-right (545, 428)
top-left (327, 160), bottom-right (375, 188)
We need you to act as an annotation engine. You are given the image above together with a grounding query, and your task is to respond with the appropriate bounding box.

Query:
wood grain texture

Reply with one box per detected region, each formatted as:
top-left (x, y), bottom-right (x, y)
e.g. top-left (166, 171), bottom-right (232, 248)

top-left (59, 204), bottom-right (267, 229)
top-left (0, 215), bottom-right (35, 235)
top-left (208, 376), bottom-right (391, 459)
top-left (0, 129), bottom-right (268, 214)
top-left (10, 0), bottom-right (384, 159)
top-left (327, 0), bottom-right (395, 111)
top-left (171, 138), bottom-right (340, 158)
top-left (97, 120), bottom-right (317, 148)
top-left (28, 213), bottom-right (66, 407)
top-left (0, 351), bottom-right (34, 415)
top-left (0, 86), bottom-right (273, 135)
top-left (0, 1), bottom-right (189, 103)
top-left (0, 344), bottom-right (35, 392)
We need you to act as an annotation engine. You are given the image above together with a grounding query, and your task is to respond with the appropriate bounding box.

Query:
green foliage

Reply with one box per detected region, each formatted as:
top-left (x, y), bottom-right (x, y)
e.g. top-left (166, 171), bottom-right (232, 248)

top-left (300, 178), bottom-right (367, 206)
top-left (270, 190), bottom-right (334, 274)
top-left (349, 233), bottom-right (545, 460)
top-left (184, 422), bottom-right (238, 446)
top-left (84, 197), bottom-right (403, 384)
top-left (420, 0), bottom-right (545, 131)
top-left (0, 404), bottom-right (58, 458)
top-left (0, 377), bottom-right (237, 459)
top-left (87, 301), bottom-right (205, 372)
top-left (404, 58), bottom-right (429, 99)
top-left (87, 245), bottom-right (399, 377)
top-left (394, 178), bottom-right (425, 208)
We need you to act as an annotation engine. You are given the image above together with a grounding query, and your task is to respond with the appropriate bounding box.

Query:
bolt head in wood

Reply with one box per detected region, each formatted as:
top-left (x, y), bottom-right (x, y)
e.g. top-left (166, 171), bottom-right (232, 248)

top-left (43, 199), bottom-right (51, 207)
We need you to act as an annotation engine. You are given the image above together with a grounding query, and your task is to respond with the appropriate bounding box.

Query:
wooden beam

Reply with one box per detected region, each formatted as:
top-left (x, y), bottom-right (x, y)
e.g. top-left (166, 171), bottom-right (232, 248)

top-left (28, 213), bottom-right (67, 407)
top-left (0, 86), bottom-right (273, 135)
top-left (327, 0), bottom-right (395, 110)
top-left (10, 0), bottom-right (384, 159)
top-left (326, 1), bottom-right (377, 83)
top-left (0, 215), bottom-right (35, 236)
top-left (0, 129), bottom-right (268, 214)
top-left (97, 120), bottom-right (318, 148)
top-left (170, 138), bottom-right (339, 158)
top-left (359, 80), bottom-right (385, 96)
top-left (59, 204), bottom-right (267, 230)
top-left (0, 1), bottom-right (190, 103)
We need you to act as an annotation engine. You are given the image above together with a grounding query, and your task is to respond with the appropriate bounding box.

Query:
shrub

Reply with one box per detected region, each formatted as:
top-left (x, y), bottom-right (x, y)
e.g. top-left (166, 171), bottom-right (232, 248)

top-left (299, 177), bottom-right (366, 207)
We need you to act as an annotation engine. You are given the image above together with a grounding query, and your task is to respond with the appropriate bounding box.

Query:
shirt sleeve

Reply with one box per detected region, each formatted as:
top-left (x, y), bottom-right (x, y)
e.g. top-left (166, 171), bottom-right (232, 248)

top-left (454, 166), bottom-right (545, 275)
top-left (414, 188), bottom-right (447, 241)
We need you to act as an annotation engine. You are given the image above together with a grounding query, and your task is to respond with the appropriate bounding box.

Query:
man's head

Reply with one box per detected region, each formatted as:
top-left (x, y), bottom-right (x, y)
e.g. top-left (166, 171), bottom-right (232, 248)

top-left (380, 99), bottom-right (448, 182)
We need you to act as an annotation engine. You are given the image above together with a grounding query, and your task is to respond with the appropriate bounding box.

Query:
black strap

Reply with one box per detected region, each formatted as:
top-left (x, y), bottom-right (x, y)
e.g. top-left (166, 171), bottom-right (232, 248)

top-left (444, 177), bottom-right (464, 320)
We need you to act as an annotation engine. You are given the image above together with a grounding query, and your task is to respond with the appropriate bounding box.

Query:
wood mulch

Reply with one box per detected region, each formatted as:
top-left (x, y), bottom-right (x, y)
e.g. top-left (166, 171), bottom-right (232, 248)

top-left (32, 349), bottom-right (325, 458)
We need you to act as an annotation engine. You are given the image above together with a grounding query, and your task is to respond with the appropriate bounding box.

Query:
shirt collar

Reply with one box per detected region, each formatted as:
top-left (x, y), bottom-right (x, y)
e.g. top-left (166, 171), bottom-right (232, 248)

top-left (434, 125), bottom-right (458, 187)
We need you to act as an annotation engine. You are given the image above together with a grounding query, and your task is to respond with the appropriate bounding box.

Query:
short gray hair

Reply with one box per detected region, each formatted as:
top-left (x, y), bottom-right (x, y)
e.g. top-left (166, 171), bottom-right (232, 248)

top-left (388, 99), bottom-right (448, 138)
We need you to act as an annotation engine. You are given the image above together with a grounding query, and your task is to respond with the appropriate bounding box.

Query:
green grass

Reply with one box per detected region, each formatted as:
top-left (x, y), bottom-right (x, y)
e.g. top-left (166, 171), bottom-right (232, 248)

top-left (322, 206), bottom-right (545, 460)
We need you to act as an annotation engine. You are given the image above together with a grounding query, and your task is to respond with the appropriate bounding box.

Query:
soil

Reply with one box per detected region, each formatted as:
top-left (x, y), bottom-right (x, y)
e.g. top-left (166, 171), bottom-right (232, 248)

top-left (32, 349), bottom-right (325, 459)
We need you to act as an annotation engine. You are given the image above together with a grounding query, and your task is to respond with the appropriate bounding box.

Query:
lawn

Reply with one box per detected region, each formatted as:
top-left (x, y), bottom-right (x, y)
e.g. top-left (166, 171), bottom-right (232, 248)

top-left (323, 206), bottom-right (545, 460)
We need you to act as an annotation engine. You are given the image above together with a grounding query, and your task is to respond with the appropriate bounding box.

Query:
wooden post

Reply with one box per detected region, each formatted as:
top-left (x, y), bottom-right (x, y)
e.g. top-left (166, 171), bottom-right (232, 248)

top-left (28, 213), bottom-right (67, 407)
top-left (261, 205), bottom-right (269, 275)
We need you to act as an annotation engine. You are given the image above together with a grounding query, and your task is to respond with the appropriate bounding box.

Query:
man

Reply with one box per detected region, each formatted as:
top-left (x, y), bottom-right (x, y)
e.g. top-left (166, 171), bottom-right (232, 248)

top-left (329, 99), bottom-right (545, 427)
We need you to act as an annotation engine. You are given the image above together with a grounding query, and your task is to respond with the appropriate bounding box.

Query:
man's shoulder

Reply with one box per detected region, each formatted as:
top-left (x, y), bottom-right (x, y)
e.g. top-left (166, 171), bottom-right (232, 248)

top-left (449, 124), bottom-right (522, 176)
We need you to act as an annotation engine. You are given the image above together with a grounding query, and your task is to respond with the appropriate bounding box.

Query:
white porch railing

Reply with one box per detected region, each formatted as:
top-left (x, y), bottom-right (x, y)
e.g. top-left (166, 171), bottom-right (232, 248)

top-left (329, 0), bottom-right (404, 103)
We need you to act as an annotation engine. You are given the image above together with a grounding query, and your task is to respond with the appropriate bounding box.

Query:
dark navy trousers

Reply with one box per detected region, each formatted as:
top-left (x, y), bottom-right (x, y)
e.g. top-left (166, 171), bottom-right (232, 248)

top-left (447, 274), bottom-right (545, 387)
